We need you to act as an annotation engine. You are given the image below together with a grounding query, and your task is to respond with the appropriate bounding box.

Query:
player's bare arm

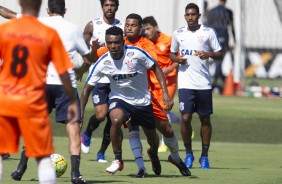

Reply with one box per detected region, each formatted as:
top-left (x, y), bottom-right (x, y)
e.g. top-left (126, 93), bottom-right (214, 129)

top-left (80, 83), bottom-right (94, 122)
top-left (59, 72), bottom-right (79, 124)
top-left (170, 52), bottom-right (187, 65)
top-left (196, 50), bottom-right (223, 60)
top-left (0, 6), bottom-right (17, 19)
top-left (83, 21), bottom-right (94, 48)
top-left (151, 63), bottom-right (174, 111)
top-left (162, 62), bottom-right (179, 75)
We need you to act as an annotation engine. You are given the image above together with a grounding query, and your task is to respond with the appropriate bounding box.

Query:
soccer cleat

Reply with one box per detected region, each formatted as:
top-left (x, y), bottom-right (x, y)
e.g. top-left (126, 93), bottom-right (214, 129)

top-left (158, 143), bottom-right (169, 153)
top-left (135, 169), bottom-right (147, 178)
top-left (184, 153), bottom-right (194, 168)
top-left (96, 152), bottom-right (107, 163)
top-left (11, 165), bottom-right (27, 181)
top-left (147, 148), bottom-right (161, 175)
top-left (106, 160), bottom-right (124, 174)
top-left (199, 156), bottom-right (210, 169)
top-left (1, 153), bottom-right (10, 160)
top-left (71, 174), bottom-right (88, 184)
top-left (168, 155), bottom-right (191, 176)
top-left (81, 131), bottom-right (91, 154)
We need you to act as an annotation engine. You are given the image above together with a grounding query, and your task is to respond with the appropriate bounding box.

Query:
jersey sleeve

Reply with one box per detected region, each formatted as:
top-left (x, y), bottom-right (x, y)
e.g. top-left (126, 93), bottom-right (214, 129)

top-left (49, 29), bottom-right (73, 75)
top-left (75, 27), bottom-right (90, 56)
top-left (209, 29), bottom-right (222, 52)
top-left (170, 31), bottom-right (179, 53)
top-left (85, 62), bottom-right (103, 86)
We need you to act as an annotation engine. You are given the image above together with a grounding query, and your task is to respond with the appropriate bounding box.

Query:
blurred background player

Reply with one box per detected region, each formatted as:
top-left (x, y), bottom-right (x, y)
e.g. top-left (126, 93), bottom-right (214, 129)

top-left (0, 0), bottom-right (93, 183)
top-left (80, 26), bottom-right (172, 177)
top-left (206, 0), bottom-right (236, 93)
top-left (170, 3), bottom-right (223, 169)
top-left (81, 0), bottom-right (124, 163)
top-left (0, 0), bottom-right (79, 183)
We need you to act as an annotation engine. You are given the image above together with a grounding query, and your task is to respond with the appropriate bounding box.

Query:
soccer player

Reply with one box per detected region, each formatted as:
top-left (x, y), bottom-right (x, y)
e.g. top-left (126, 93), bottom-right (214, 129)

top-left (80, 26), bottom-right (173, 176)
top-left (207, 0), bottom-right (236, 92)
top-left (94, 13), bottom-right (191, 177)
top-left (0, 0), bottom-right (79, 183)
top-left (170, 3), bottom-right (223, 169)
top-left (3, 1), bottom-right (92, 183)
top-left (142, 16), bottom-right (181, 153)
top-left (81, 0), bottom-right (124, 163)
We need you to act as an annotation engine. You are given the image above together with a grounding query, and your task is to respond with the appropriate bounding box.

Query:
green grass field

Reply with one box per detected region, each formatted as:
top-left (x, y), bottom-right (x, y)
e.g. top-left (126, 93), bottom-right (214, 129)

top-left (2, 78), bottom-right (282, 184)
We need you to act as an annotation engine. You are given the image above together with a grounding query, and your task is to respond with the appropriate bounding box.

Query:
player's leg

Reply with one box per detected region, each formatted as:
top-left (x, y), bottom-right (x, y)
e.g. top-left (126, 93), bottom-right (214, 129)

top-left (11, 147), bottom-right (29, 180)
top-left (96, 115), bottom-right (111, 163)
top-left (178, 89), bottom-right (195, 168)
top-left (20, 115), bottom-right (56, 184)
top-left (197, 89), bottom-right (213, 169)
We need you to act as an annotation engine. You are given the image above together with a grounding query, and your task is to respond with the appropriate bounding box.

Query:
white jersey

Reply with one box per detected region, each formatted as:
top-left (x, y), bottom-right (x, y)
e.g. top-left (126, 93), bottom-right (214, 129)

top-left (91, 17), bottom-right (124, 84)
top-left (171, 25), bottom-right (222, 90)
top-left (40, 16), bottom-right (90, 88)
top-left (87, 46), bottom-right (155, 106)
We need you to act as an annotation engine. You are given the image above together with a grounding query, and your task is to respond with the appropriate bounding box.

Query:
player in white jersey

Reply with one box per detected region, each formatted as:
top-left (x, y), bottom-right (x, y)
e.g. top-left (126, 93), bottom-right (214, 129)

top-left (170, 3), bottom-right (223, 170)
top-left (80, 26), bottom-right (173, 176)
top-left (4, 1), bottom-right (92, 183)
top-left (81, 0), bottom-right (124, 163)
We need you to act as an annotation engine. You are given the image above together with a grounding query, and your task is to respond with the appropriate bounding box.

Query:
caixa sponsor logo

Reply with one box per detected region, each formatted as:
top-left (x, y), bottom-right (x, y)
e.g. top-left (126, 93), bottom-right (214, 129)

top-left (112, 72), bottom-right (138, 82)
top-left (181, 49), bottom-right (197, 56)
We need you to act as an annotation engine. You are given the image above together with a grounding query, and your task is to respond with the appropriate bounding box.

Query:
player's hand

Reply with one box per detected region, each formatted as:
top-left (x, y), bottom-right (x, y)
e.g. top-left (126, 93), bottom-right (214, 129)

top-left (177, 56), bottom-right (187, 65)
top-left (75, 68), bottom-right (84, 82)
top-left (67, 100), bottom-right (79, 124)
top-left (162, 92), bottom-right (174, 111)
top-left (196, 50), bottom-right (210, 60)
top-left (91, 39), bottom-right (100, 51)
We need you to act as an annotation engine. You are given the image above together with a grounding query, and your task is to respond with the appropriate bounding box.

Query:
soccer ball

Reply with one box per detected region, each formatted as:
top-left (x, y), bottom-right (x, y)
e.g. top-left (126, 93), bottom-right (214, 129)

top-left (50, 153), bottom-right (67, 177)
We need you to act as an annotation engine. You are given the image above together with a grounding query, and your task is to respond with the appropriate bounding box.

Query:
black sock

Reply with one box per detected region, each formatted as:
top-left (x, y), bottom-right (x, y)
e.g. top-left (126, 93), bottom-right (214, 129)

top-left (98, 117), bottom-right (111, 154)
top-left (201, 144), bottom-right (210, 157)
top-left (71, 155), bottom-right (80, 176)
top-left (114, 151), bottom-right (122, 162)
top-left (85, 115), bottom-right (102, 137)
top-left (184, 141), bottom-right (193, 154)
top-left (17, 146), bottom-right (28, 170)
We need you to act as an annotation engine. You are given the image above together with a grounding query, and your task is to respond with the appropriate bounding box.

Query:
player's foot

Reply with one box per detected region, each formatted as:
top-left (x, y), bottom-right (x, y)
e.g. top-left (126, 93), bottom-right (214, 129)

top-left (11, 165), bottom-right (27, 181)
top-left (184, 153), bottom-right (194, 168)
top-left (158, 143), bottom-right (168, 153)
top-left (168, 155), bottom-right (191, 176)
top-left (81, 131), bottom-right (91, 154)
top-left (199, 156), bottom-right (210, 169)
top-left (106, 160), bottom-right (124, 174)
top-left (135, 169), bottom-right (147, 178)
top-left (71, 173), bottom-right (88, 184)
top-left (97, 152), bottom-right (107, 163)
top-left (1, 153), bottom-right (10, 160)
top-left (147, 148), bottom-right (161, 175)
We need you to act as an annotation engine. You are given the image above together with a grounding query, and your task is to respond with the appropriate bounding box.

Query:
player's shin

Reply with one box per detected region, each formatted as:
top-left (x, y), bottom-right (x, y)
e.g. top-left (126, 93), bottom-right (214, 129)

top-left (37, 157), bottom-right (56, 184)
top-left (129, 131), bottom-right (146, 171)
top-left (0, 155), bottom-right (3, 182)
top-left (164, 136), bottom-right (180, 163)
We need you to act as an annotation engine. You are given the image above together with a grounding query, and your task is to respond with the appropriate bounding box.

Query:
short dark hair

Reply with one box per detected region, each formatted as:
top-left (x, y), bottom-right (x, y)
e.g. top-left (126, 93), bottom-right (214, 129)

top-left (142, 16), bottom-right (158, 27)
top-left (48, 0), bottom-right (65, 14)
top-left (20, 0), bottom-right (42, 10)
top-left (185, 3), bottom-right (199, 14)
top-left (126, 13), bottom-right (143, 26)
top-left (106, 26), bottom-right (123, 37)
top-left (100, 0), bottom-right (119, 7)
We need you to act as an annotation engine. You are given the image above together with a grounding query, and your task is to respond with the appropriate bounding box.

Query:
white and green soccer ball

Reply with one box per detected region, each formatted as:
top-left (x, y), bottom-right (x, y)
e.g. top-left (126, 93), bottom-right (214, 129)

top-left (50, 153), bottom-right (67, 177)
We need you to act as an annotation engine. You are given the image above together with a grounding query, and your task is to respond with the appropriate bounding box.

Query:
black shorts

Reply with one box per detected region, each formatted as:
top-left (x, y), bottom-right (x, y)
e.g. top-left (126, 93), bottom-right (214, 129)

top-left (108, 98), bottom-right (156, 129)
top-left (46, 85), bottom-right (81, 123)
top-left (91, 83), bottom-right (111, 106)
top-left (178, 89), bottom-right (213, 116)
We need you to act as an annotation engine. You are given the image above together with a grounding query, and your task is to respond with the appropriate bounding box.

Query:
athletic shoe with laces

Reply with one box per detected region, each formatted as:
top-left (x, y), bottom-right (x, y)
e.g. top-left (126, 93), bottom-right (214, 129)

top-left (81, 131), bottom-right (91, 154)
top-left (96, 152), bottom-right (107, 163)
top-left (147, 148), bottom-right (161, 175)
top-left (199, 156), bottom-right (210, 169)
top-left (106, 160), bottom-right (124, 174)
top-left (158, 143), bottom-right (169, 153)
top-left (168, 155), bottom-right (191, 176)
top-left (71, 174), bottom-right (88, 184)
top-left (11, 165), bottom-right (27, 181)
top-left (184, 153), bottom-right (194, 168)
top-left (135, 169), bottom-right (147, 178)
top-left (1, 153), bottom-right (10, 160)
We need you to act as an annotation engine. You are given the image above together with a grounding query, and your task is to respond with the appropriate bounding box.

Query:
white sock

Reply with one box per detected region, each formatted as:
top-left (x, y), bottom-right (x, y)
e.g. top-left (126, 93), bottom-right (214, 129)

top-left (37, 157), bottom-right (56, 184)
top-left (164, 136), bottom-right (180, 163)
top-left (169, 112), bottom-right (181, 124)
top-left (129, 131), bottom-right (146, 171)
top-left (0, 156), bottom-right (2, 183)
